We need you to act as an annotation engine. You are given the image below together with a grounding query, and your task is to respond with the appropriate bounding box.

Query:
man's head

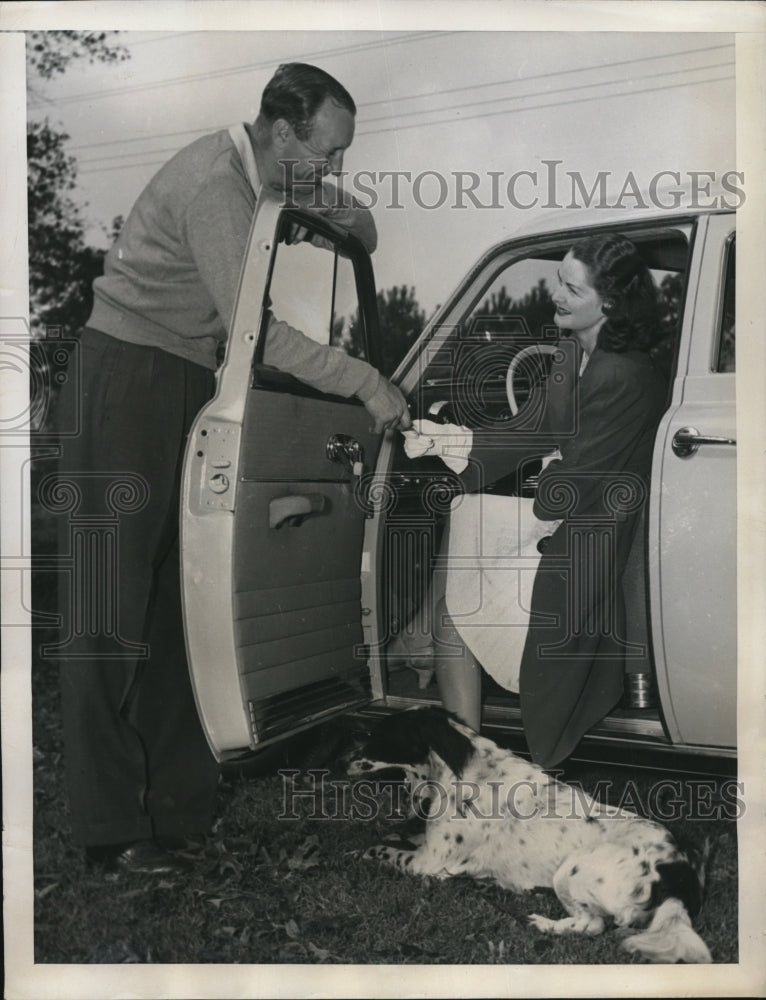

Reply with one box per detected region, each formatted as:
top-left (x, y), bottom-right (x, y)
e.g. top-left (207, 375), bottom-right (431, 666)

top-left (255, 63), bottom-right (357, 194)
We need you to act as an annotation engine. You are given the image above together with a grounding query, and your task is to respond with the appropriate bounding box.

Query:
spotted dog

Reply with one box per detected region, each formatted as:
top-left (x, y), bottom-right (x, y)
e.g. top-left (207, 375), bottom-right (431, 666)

top-left (346, 708), bottom-right (711, 963)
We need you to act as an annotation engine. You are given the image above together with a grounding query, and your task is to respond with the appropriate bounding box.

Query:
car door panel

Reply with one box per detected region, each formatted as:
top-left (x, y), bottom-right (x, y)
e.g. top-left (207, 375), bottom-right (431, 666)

top-left (649, 215), bottom-right (736, 748)
top-left (182, 197), bottom-right (379, 759)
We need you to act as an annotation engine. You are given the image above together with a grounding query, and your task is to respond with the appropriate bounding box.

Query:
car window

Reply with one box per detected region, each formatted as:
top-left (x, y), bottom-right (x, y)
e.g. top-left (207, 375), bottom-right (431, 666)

top-left (716, 238), bottom-right (735, 373)
top-left (418, 230), bottom-right (689, 432)
top-left (265, 237), bottom-right (369, 363)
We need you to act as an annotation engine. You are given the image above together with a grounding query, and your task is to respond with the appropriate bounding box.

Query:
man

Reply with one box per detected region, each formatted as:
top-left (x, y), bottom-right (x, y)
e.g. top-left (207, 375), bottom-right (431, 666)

top-left (57, 62), bottom-right (409, 876)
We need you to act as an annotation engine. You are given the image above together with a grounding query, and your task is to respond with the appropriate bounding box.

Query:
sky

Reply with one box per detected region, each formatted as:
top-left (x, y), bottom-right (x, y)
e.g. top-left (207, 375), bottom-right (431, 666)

top-left (25, 28), bottom-right (737, 316)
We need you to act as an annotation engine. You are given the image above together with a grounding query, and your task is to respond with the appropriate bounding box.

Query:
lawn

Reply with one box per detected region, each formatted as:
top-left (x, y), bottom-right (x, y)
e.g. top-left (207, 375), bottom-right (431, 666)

top-left (28, 488), bottom-right (738, 968)
top-left (32, 650), bottom-right (739, 966)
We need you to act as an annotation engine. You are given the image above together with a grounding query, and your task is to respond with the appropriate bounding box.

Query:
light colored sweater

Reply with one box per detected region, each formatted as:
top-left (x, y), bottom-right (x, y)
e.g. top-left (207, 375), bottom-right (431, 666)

top-left (87, 128), bottom-right (380, 401)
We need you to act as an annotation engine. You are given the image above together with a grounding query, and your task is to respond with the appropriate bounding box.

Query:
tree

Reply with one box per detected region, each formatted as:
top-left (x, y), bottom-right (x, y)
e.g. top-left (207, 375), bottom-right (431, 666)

top-left (652, 271), bottom-right (684, 381)
top-left (335, 284), bottom-right (427, 377)
top-left (27, 30), bottom-right (129, 83)
top-left (26, 32), bottom-right (129, 338)
top-left (476, 277), bottom-right (556, 341)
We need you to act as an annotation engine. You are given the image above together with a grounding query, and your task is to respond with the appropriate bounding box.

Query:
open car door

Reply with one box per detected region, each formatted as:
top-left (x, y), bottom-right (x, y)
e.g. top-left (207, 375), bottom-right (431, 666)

top-left (181, 197), bottom-right (381, 760)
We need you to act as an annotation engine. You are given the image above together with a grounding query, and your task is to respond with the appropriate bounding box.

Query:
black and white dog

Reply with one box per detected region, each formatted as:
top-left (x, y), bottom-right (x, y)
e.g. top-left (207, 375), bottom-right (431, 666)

top-left (346, 708), bottom-right (711, 963)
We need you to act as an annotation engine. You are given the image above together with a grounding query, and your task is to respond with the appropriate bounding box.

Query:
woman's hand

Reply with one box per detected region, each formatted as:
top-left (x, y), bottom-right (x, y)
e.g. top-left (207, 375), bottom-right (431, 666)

top-left (402, 419), bottom-right (474, 474)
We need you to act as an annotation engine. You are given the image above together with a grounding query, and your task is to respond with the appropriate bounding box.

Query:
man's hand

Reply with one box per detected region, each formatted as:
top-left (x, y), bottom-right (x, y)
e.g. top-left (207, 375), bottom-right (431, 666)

top-left (363, 377), bottom-right (412, 434)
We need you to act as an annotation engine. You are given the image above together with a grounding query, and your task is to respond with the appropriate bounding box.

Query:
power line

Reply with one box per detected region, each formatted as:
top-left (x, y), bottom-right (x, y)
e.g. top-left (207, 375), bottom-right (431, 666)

top-left (28, 31), bottom-right (455, 109)
top-left (66, 41), bottom-right (734, 154)
top-left (354, 73), bottom-right (735, 138)
top-left (358, 60), bottom-right (733, 128)
top-left (77, 72), bottom-right (734, 177)
top-left (357, 41), bottom-right (734, 109)
top-left (76, 59), bottom-right (733, 168)
top-left (124, 31), bottom-right (205, 46)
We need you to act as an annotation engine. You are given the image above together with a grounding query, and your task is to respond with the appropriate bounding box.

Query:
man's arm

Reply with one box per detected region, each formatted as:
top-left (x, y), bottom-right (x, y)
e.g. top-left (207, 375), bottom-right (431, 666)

top-left (317, 179), bottom-right (377, 253)
top-left (185, 172), bottom-right (405, 429)
top-left (288, 180), bottom-right (377, 254)
top-left (263, 316), bottom-right (410, 432)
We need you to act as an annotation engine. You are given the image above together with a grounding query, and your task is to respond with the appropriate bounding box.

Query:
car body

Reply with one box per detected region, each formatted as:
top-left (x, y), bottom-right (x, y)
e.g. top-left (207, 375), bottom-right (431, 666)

top-left (181, 195), bottom-right (736, 770)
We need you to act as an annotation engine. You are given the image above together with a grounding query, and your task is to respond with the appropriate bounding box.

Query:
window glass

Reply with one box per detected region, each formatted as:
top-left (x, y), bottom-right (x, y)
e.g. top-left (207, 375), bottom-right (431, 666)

top-left (416, 231), bottom-right (689, 431)
top-left (717, 239), bottom-right (735, 373)
top-left (263, 237), bottom-right (368, 362)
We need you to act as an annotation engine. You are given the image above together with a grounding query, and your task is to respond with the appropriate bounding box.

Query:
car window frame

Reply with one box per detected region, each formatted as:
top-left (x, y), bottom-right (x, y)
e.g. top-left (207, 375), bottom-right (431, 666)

top-left (251, 207), bottom-right (381, 401)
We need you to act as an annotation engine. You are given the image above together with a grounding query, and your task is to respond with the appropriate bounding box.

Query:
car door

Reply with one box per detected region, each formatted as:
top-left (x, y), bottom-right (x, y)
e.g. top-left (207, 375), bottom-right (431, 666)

top-left (181, 197), bottom-right (380, 760)
top-left (649, 213), bottom-right (736, 749)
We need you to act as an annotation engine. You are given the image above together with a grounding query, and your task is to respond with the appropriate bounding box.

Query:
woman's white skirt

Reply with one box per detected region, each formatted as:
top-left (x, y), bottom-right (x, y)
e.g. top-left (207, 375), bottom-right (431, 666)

top-left (444, 493), bottom-right (561, 692)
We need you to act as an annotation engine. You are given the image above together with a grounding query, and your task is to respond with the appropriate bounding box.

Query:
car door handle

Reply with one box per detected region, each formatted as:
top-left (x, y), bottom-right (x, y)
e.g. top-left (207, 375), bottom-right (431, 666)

top-left (672, 426), bottom-right (737, 458)
top-left (326, 433), bottom-right (364, 476)
top-left (269, 493), bottom-right (326, 529)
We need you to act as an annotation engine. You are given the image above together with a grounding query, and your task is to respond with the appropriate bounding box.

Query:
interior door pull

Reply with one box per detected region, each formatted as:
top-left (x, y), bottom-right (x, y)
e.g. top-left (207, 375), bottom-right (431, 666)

top-left (269, 493), bottom-right (326, 529)
top-left (672, 426), bottom-right (737, 458)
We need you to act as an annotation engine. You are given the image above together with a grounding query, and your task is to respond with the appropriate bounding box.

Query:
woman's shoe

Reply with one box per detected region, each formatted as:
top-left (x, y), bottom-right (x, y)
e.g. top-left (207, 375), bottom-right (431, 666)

top-left (386, 634), bottom-right (435, 689)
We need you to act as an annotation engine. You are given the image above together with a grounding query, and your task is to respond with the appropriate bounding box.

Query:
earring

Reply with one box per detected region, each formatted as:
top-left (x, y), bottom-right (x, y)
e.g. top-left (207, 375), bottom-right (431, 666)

top-left (602, 300), bottom-right (614, 315)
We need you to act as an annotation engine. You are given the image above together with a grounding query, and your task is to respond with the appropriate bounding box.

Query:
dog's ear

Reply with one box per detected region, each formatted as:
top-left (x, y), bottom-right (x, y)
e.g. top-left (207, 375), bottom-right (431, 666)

top-left (649, 860), bottom-right (704, 919)
top-left (415, 708), bottom-right (474, 778)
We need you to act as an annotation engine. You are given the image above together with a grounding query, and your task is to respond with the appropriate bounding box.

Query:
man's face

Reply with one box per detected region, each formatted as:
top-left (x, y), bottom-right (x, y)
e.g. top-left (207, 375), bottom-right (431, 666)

top-left (278, 97), bottom-right (355, 192)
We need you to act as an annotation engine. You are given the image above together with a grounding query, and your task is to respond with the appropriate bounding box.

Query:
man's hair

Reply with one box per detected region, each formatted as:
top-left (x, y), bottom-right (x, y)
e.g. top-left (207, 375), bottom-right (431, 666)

top-left (259, 63), bottom-right (356, 140)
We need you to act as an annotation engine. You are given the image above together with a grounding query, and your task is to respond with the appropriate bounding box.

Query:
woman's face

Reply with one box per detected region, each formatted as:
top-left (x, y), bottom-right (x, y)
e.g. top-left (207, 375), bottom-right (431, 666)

top-left (552, 251), bottom-right (606, 342)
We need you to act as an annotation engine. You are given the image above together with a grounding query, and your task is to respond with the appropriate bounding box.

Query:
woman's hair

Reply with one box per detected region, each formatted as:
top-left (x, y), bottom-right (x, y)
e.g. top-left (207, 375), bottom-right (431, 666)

top-left (258, 63), bottom-right (356, 140)
top-left (569, 233), bottom-right (659, 352)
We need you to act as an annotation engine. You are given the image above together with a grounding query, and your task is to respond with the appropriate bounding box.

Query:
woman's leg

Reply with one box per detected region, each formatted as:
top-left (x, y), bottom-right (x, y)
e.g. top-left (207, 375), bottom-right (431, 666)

top-left (432, 596), bottom-right (482, 730)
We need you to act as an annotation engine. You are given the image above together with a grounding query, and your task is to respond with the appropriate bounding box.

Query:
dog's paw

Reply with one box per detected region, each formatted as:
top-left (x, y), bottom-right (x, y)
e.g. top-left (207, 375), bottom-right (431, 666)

top-left (362, 845), bottom-right (388, 861)
top-left (528, 912), bottom-right (605, 937)
top-left (528, 913), bottom-right (556, 933)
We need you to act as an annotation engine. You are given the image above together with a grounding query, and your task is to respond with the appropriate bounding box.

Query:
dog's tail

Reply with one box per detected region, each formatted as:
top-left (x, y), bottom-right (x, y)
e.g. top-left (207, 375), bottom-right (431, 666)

top-left (621, 897), bottom-right (712, 963)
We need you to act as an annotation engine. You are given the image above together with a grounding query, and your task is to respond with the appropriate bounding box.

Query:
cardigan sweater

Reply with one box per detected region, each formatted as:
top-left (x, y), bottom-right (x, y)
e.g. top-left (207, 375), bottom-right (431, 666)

top-left (87, 128), bottom-right (380, 401)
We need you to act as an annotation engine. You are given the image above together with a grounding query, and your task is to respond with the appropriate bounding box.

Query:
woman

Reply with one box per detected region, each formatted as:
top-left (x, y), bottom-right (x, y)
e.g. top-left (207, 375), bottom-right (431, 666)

top-left (405, 233), bottom-right (668, 769)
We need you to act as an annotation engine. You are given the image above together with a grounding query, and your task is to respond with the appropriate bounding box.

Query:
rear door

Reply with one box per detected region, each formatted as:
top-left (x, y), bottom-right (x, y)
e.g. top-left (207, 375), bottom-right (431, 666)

top-left (649, 213), bottom-right (736, 749)
top-left (181, 197), bottom-right (380, 759)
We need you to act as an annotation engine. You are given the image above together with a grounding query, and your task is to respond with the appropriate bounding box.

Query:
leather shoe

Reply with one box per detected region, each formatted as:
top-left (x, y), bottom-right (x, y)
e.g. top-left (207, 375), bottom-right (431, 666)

top-left (87, 840), bottom-right (191, 876)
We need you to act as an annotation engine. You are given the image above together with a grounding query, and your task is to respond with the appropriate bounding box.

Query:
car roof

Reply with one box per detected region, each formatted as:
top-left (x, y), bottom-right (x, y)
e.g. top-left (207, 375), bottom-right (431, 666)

top-left (481, 189), bottom-right (735, 273)
top-left (506, 184), bottom-right (735, 241)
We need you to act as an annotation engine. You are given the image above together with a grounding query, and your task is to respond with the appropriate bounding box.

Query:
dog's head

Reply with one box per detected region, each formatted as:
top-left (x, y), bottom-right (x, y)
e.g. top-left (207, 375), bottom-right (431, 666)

top-left (345, 707), bottom-right (475, 779)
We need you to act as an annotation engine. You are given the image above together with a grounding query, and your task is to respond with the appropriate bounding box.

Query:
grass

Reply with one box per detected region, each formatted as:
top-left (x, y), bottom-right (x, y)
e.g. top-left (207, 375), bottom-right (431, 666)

top-left (32, 645), bottom-right (739, 966)
top-left (29, 490), bottom-right (738, 967)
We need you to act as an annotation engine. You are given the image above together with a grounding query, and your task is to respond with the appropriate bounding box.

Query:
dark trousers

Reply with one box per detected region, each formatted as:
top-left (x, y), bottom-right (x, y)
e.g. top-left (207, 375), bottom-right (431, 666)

top-left (55, 329), bottom-right (220, 846)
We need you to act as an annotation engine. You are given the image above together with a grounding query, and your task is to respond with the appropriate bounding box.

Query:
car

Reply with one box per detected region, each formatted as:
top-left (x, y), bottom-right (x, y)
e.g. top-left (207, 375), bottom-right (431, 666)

top-left (181, 195), bottom-right (736, 772)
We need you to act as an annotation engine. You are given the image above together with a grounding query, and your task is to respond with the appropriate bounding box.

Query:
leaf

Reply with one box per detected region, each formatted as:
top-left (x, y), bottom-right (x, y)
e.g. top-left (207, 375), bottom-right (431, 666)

top-left (34, 882), bottom-right (59, 900)
top-left (259, 845), bottom-right (273, 866)
top-left (307, 941), bottom-right (332, 962)
top-left (284, 919), bottom-right (300, 940)
top-left (285, 835), bottom-right (321, 872)
top-left (218, 852), bottom-right (243, 878)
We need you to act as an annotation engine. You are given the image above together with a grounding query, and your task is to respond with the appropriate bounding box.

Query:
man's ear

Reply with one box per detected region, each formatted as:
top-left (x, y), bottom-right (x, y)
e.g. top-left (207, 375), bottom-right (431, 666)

top-left (271, 118), bottom-right (292, 149)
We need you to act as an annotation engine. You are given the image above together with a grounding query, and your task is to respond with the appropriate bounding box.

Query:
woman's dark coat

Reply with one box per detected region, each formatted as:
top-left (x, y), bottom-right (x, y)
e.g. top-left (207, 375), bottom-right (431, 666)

top-left (463, 338), bottom-right (667, 768)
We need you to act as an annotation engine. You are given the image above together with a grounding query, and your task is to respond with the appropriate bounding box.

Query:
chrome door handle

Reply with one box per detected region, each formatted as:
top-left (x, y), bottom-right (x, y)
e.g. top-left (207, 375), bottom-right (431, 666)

top-left (672, 426), bottom-right (737, 458)
top-left (326, 433), bottom-right (364, 476)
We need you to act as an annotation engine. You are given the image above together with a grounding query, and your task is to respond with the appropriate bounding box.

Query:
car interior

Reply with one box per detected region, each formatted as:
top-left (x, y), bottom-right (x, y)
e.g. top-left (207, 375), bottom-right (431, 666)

top-left (375, 224), bottom-right (698, 740)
